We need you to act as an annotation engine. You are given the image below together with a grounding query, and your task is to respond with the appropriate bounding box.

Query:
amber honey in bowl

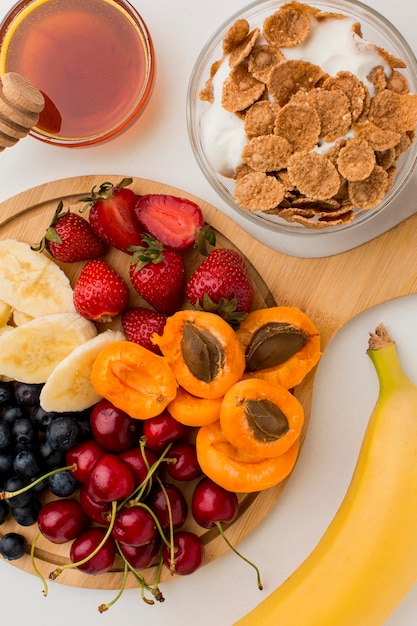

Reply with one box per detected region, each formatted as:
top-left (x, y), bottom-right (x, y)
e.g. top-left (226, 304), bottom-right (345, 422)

top-left (0, 0), bottom-right (155, 146)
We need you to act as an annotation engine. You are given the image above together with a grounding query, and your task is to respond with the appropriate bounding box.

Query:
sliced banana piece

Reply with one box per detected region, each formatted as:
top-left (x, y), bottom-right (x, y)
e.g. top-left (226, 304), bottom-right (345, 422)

top-left (0, 300), bottom-right (12, 326)
top-left (0, 312), bottom-right (97, 383)
top-left (40, 329), bottom-right (125, 413)
top-left (12, 309), bottom-right (34, 326)
top-left (0, 239), bottom-right (75, 317)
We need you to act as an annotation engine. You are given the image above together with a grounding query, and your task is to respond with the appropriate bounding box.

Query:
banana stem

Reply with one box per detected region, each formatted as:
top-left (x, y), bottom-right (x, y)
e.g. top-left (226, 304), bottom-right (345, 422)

top-left (367, 324), bottom-right (414, 394)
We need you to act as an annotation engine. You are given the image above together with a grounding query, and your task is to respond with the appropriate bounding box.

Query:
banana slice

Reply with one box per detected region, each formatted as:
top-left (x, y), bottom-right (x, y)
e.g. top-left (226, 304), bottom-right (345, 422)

top-left (12, 309), bottom-right (34, 326)
top-left (40, 329), bottom-right (126, 413)
top-left (0, 312), bottom-right (97, 383)
top-left (0, 239), bottom-right (75, 317)
top-left (0, 300), bottom-right (12, 326)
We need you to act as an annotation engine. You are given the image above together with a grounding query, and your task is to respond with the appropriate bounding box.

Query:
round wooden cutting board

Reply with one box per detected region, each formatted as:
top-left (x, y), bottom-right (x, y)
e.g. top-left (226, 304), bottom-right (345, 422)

top-left (0, 175), bottom-right (314, 591)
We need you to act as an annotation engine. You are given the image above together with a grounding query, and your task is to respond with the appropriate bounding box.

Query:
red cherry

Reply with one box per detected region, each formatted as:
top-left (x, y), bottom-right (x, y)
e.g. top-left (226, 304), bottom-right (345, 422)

top-left (119, 446), bottom-right (159, 488)
top-left (89, 399), bottom-right (141, 452)
top-left (118, 536), bottom-right (161, 569)
top-left (162, 531), bottom-right (204, 575)
top-left (66, 439), bottom-right (106, 483)
top-left (70, 527), bottom-right (116, 574)
top-left (85, 453), bottom-right (135, 502)
top-left (79, 486), bottom-right (112, 525)
top-left (191, 477), bottom-right (263, 589)
top-left (142, 411), bottom-right (191, 453)
top-left (147, 483), bottom-right (187, 530)
top-left (165, 441), bottom-right (202, 481)
top-left (38, 499), bottom-right (89, 544)
top-left (112, 504), bottom-right (156, 546)
top-left (191, 477), bottom-right (238, 528)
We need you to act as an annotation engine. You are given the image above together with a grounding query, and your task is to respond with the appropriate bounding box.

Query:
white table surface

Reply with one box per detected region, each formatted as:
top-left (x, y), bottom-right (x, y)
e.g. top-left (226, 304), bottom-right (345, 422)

top-left (1, 1), bottom-right (417, 624)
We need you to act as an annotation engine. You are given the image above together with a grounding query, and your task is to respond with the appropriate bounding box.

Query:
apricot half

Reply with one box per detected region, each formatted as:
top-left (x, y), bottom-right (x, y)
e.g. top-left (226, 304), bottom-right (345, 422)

top-left (235, 306), bottom-right (321, 389)
top-left (196, 420), bottom-right (299, 493)
top-left (90, 340), bottom-right (177, 419)
top-left (151, 310), bottom-right (245, 400)
top-left (220, 378), bottom-right (304, 458)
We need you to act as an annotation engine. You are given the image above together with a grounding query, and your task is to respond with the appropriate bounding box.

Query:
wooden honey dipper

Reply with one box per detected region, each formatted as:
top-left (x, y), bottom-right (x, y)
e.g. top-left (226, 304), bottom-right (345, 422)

top-left (0, 72), bottom-right (45, 151)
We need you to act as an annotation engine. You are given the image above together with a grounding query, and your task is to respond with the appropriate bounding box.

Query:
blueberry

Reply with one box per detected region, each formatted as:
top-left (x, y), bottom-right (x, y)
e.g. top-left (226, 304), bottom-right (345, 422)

top-left (0, 532), bottom-right (27, 560)
top-left (0, 500), bottom-right (10, 524)
top-left (31, 405), bottom-right (60, 431)
top-left (0, 382), bottom-right (14, 407)
top-left (12, 417), bottom-right (35, 445)
top-left (0, 421), bottom-right (12, 450)
top-left (38, 438), bottom-right (66, 468)
top-left (48, 469), bottom-right (78, 497)
top-left (1, 404), bottom-right (27, 425)
top-left (13, 449), bottom-right (43, 479)
top-left (46, 416), bottom-right (82, 451)
top-left (14, 383), bottom-right (43, 407)
top-left (0, 450), bottom-right (13, 477)
top-left (29, 475), bottom-right (48, 493)
top-left (11, 497), bottom-right (41, 526)
top-left (3, 475), bottom-right (33, 508)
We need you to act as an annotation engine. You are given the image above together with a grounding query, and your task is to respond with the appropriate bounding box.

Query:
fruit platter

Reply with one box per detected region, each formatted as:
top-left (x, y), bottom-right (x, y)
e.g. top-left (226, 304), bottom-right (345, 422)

top-left (0, 176), bottom-right (415, 624)
top-left (0, 174), bottom-right (325, 595)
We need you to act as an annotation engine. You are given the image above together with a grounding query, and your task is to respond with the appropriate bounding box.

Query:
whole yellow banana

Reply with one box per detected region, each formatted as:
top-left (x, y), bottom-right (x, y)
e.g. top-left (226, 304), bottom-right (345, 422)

top-left (235, 323), bottom-right (417, 626)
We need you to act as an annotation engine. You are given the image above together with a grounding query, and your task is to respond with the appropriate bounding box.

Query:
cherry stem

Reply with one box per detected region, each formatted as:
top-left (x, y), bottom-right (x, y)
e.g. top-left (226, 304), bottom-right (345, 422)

top-left (155, 476), bottom-right (176, 574)
top-left (30, 530), bottom-right (48, 597)
top-left (0, 463), bottom-right (77, 500)
top-left (118, 441), bottom-right (173, 510)
top-left (134, 502), bottom-right (171, 549)
top-left (49, 500), bottom-right (117, 580)
top-left (115, 540), bottom-right (164, 604)
top-left (98, 561), bottom-right (129, 613)
top-left (215, 521), bottom-right (263, 590)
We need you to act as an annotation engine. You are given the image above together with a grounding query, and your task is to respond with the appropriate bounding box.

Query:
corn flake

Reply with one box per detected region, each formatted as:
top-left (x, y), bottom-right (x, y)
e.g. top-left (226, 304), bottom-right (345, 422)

top-left (248, 45), bottom-right (285, 82)
top-left (369, 89), bottom-right (417, 133)
top-left (242, 134), bottom-right (293, 172)
top-left (268, 59), bottom-right (323, 106)
top-left (222, 65), bottom-right (265, 112)
top-left (222, 19), bottom-right (250, 54)
top-left (275, 96), bottom-right (321, 152)
top-left (336, 137), bottom-right (376, 181)
top-left (287, 151), bottom-right (341, 200)
top-left (354, 121), bottom-right (401, 151)
top-left (234, 172), bottom-right (285, 211)
top-left (348, 165), bottom-right (389, 209)
top-left (322, 71), bottom-right (367, 122)
top-left (263, 5), bottom-right (311, 48)
top-left (244, 100), bottom-right (280, 138)
top-left (229, 28), bottom-right (260, 69)
top-left (312, 88), bottom-right (351, 142)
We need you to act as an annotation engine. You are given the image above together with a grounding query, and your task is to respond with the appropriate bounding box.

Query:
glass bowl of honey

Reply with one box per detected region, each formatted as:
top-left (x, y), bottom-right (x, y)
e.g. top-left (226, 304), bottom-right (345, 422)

top-left (0, 0), bottom-right (155, 146)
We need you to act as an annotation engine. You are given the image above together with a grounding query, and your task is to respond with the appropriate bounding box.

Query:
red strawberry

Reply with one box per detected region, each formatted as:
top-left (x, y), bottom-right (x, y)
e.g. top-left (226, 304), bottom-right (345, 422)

top-left (186, 248), bottom-right (254, 325)
top-left (33, 201), bottom-right (108, 262)
top-left (121, 306), bottom-right (168, 354)
top-left (134, 194), bottom-right (216, 253)
top-left (73, 259), bottom-right (129, 322)
top-left (129, 234), bottom-right (186, 315)
top-left (79, 178), bottom-right (144, 253)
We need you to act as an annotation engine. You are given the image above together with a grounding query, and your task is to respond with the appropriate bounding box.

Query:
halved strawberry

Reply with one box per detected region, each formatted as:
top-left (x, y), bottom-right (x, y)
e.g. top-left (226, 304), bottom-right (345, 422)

top-left (33, 201), bottom-right (108, 262)
top-left (73, 259), bottom-right (129, 322)
top-left (186, 248), bottom-right (254, 326)
top-left (134, 193), bottom-right (215, 253)
top-left (121, 306), bottom-right (168, 354)
top-left (78, 178), bottom-right (144, 253)
top-left (129, 234), bottom-right (186, 315)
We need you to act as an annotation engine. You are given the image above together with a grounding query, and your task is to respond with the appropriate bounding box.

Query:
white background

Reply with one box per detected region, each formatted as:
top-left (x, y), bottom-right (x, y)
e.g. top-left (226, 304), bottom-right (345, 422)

top-left (1, 1), bottom-right (417, 624)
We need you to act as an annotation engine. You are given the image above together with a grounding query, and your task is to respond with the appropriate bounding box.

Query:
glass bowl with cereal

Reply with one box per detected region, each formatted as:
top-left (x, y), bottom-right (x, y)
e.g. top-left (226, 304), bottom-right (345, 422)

top-left (187, 0), bottom-right (417, 253)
